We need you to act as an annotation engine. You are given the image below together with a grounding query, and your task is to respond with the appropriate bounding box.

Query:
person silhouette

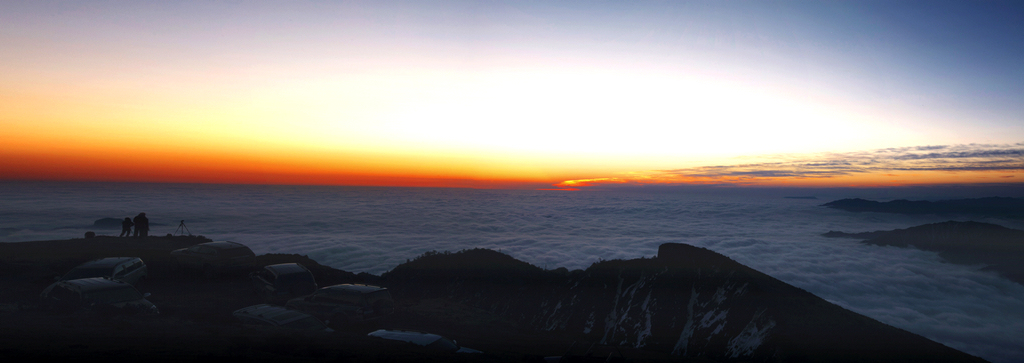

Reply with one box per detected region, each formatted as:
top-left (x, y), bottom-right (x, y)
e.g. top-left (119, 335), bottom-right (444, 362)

top-left (139, 213), bottom-right (149, 237)
top-left (120, 217), bottom-right (134, 237)
top-left (133, 213), bottom-right (149, 237)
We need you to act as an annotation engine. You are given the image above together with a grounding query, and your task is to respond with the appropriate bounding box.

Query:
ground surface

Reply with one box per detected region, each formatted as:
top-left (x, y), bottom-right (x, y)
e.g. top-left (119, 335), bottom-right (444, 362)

top-left (0, 236), bottom-right (676, 362)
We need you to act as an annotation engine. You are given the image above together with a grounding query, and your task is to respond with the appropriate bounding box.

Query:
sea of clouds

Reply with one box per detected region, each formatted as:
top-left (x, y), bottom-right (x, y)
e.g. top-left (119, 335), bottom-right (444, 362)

top-left (2, 182), bottom-right (1023, 362)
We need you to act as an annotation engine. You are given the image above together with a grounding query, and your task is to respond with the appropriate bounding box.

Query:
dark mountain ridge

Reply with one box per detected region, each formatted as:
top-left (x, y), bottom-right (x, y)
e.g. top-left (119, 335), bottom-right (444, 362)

top-left (384, 244), bottom-right (985, 362)
top-left (822, 197), bottom-right (1024, 217)
top-left (823, 221), bottom-right (1024, 285)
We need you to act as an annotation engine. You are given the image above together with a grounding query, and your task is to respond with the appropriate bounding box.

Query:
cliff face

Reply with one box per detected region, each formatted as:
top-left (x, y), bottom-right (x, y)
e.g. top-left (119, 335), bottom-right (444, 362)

top-left (522, 249), bottom-right (777, 360)
top-left (384, 244), bottom-right (986, 362)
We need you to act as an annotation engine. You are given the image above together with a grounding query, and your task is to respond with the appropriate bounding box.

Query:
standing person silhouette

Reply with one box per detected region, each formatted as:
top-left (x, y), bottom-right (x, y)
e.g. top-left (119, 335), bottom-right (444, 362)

top-left (120, 217), bottom-right (134, 237)
top-left (133, 213), bottom-right (149, 237)
top-left (138, 213), bottom-right (149, 237)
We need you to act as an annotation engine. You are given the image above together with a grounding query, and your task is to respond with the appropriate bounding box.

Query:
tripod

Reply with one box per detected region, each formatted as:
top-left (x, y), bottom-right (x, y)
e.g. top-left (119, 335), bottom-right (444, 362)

top-left (174, 220), bottom-right (193, 236)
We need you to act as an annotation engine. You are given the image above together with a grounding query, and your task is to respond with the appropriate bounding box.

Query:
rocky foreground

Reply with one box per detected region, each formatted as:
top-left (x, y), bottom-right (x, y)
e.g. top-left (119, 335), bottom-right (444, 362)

top-left (0, 236), bottom-right (986, 362)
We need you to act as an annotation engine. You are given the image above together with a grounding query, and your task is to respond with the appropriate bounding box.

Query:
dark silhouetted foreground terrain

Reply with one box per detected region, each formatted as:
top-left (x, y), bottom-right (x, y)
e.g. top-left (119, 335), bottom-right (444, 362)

top-left (0, 236), bottom-right (987, 362)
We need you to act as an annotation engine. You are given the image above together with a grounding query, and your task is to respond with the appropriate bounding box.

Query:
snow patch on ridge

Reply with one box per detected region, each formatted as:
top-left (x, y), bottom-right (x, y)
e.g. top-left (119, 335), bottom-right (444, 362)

top-left (600, 270), bottom-right (660, 346)
top-left (583, 312), bottom-right (595, 334)
top-left (542, 301), bottom-right (564, 331)
top-left (672, 287), bottom-right (699, 356)
top-left (601, 275), bottom-right (625, 344)
top-left (634, 289), bottom-right (655, 348)
top-left (727, 309), bottom-right (776, 358)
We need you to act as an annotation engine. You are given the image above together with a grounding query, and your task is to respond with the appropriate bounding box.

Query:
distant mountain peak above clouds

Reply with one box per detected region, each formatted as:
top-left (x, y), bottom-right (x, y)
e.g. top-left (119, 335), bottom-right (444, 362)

top-left (825, 220), bottom-right (1024, 286)
top-left (822, 197), bottom-right (1024, 217)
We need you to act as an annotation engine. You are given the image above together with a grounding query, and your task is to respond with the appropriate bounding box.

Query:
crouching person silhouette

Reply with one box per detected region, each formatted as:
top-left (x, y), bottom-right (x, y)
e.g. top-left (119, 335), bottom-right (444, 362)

top-left (120, 217), bottom-right (134, 237)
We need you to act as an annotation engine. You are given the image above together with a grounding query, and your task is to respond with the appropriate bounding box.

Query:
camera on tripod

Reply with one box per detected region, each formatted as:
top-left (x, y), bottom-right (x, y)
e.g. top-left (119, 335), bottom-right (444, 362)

top-left (174, 220), bottom-right (193, 236)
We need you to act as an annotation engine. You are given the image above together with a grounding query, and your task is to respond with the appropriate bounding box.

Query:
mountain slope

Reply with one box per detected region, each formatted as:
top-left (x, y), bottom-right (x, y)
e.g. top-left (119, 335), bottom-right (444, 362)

top-left (384, 243), bottom-right (986, 362)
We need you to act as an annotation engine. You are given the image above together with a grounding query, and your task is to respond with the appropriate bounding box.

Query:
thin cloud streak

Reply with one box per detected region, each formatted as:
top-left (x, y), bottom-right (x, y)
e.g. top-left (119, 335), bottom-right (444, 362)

top-left (555, 143), bottom-right (1024, 188)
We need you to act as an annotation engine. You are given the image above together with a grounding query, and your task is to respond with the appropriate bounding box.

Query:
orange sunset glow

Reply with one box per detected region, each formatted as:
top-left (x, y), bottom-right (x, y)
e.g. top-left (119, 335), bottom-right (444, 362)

top-left (2, 2), bottom-right (1022, 190)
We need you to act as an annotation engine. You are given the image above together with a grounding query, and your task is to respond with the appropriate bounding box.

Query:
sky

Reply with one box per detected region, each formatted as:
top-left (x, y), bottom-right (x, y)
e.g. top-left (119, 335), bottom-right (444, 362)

top-left (2, 0), bottom-right (1023, 189)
